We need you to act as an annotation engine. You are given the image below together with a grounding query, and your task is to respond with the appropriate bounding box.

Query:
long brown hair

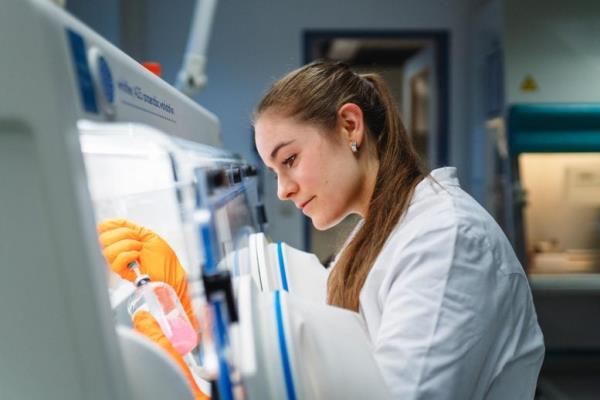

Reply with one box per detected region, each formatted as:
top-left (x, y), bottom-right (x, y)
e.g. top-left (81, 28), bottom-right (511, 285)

top-left (255, 61), bottom-right (426, 311)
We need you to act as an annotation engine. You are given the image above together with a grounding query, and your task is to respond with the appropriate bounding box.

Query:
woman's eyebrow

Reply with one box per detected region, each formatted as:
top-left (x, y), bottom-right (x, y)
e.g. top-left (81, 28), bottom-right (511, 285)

top-left (270, 140), bottom-right (296, 159)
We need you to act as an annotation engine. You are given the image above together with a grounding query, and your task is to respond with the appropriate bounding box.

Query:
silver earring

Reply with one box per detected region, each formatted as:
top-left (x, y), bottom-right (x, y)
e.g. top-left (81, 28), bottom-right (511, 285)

top-left (351, 141), bottom-right (359, 153)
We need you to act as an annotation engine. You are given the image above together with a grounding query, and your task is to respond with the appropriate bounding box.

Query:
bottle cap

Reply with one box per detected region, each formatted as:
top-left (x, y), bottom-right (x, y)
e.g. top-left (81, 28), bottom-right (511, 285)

top-left (128, 261), bottom-right (150, 287)
top-left (134, 274), bottom-right (151, 287)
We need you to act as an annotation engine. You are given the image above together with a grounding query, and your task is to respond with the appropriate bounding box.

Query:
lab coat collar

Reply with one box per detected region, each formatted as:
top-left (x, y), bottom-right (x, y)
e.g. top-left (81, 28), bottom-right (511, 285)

top-left (411, 167), bottom-right (460, 205)
top-left (331, 168), bottom-right (458, 268)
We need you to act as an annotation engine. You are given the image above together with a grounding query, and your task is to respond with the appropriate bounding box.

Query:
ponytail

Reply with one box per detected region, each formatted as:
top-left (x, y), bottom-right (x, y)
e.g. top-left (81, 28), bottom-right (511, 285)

top-left (327, 73), bottom-right (426, 311)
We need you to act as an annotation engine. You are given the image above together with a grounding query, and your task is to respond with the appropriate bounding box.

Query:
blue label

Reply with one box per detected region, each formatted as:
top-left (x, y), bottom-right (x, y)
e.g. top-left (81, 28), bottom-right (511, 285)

top-left (66, 29), bottom-right (98, 114)
top-left (97, 55), bottom-right (114, 104)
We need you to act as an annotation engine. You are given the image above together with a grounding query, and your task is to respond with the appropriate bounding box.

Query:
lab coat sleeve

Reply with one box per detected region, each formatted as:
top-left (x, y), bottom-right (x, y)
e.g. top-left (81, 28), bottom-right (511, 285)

top-left (372, 217), bottom-right (501, 399)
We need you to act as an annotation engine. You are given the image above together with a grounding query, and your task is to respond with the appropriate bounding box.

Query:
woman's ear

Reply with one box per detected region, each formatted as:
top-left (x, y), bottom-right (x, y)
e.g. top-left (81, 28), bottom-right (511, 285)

top-left (337, 103), bottom-right (365, 146)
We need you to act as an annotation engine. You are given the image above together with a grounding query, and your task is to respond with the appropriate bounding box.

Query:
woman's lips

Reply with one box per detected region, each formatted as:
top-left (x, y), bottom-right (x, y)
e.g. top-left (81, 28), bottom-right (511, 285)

top-left (301, 196), bottom-right (315, 210)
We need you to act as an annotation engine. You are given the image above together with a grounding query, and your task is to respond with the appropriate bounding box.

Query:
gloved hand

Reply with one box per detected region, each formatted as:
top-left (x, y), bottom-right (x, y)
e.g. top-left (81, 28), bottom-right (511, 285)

top-left (134, 311), bottom-right (209, 400)
top-left (98, 219), bottom-right (198, 330)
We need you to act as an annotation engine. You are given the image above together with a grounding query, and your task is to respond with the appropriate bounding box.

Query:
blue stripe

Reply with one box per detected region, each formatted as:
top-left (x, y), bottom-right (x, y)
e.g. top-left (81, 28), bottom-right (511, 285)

top-left (213, 300), bottom-right (234, 400)
top-left (66, 29), bottom-right (98, 114)
top-left (274, 291), bottom-right (296, 400)
top-left (200, 222), bottom-right (216, 275)
top-left (277, 242), bottom-right (288, 291)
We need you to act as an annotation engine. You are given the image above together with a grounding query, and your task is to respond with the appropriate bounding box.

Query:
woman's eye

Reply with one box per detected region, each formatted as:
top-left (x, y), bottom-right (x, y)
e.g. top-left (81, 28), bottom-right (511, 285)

top-left (283, 154), bottom-right (296, 168)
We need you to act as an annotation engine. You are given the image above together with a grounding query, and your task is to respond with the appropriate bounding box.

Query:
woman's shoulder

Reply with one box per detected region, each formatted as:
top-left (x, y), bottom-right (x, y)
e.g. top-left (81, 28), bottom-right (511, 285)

top-left (407, 167), bottom-right (495, 238)
top-left (376, 169), bottom-right (521, 282)
top-left (377, 169), bottom-right (503, 269)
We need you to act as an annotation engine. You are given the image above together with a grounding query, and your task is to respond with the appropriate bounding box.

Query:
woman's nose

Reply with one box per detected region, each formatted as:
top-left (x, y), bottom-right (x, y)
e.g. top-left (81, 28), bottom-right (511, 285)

top-left (277, 175), bottom-right (298, 200)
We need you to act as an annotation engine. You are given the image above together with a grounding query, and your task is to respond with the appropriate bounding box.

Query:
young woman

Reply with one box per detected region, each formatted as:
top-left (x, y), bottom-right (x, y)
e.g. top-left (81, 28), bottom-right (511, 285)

top-left (253, 60), bottom-right (544, 399)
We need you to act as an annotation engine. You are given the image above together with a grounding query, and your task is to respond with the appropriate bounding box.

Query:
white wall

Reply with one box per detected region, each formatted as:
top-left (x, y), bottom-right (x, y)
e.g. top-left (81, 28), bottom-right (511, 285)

top-left (504, 0), bottom-right (600, 103)
top-left (68, 0), bottom-right (473, 249)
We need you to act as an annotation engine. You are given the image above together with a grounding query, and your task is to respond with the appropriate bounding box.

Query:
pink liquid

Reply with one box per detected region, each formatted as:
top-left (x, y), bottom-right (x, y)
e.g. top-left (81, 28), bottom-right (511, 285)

top-left (165, 315), bottom-right (198, 355)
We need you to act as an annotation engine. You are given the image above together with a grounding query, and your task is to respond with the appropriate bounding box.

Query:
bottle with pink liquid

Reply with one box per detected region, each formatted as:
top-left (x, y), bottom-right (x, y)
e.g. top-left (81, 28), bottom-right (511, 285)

top-left (127, 262), bottom-right (198, 356)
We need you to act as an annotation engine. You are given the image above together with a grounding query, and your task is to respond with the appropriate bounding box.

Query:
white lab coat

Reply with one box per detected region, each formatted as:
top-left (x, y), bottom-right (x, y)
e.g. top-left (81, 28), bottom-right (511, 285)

top-left (352, 167), bottom-right (544, 399)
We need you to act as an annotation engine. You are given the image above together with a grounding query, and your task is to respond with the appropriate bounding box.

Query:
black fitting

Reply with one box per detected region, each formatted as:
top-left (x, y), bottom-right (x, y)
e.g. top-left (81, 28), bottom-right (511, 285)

top-left (206, 169), bottom-right (228, 191)
top-left (256, 203), bottom-right (268, 226)
top-left (229, 167), bottom-right (242, 184)
top-left (242, 164), bottom-right (258, 177)
top-left (202, 270), bottom-right (238, 323)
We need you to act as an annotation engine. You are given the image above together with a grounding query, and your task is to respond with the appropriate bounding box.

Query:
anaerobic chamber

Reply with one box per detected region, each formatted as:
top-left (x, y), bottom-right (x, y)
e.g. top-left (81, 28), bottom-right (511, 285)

top-left (0, 1), bottom-right (390, 399)
top-left (80, 125), bottom-right (389, 399)
top-left (505, 104), bottom-right (600, 375)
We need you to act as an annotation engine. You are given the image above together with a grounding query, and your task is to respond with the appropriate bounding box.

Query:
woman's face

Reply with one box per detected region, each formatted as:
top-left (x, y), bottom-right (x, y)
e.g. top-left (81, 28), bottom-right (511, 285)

top-left (255, 110), bottom-right (369, 230)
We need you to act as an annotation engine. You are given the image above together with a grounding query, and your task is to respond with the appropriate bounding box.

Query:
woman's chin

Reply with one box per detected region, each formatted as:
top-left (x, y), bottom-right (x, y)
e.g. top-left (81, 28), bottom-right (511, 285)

top-left (310, 213), bottom-right (341, 231)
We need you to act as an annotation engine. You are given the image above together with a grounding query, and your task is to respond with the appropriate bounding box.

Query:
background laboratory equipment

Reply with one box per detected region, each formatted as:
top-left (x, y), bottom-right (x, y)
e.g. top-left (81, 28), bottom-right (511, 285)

top-left (508, 105), bottom-right (600, 277)
top-left (502, 103), bottom-right (600, 396)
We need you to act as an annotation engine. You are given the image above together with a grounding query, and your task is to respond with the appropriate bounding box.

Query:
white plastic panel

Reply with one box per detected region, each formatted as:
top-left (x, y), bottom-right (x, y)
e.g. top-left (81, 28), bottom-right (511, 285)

top-left (78, 121), bottom-right (201, 315)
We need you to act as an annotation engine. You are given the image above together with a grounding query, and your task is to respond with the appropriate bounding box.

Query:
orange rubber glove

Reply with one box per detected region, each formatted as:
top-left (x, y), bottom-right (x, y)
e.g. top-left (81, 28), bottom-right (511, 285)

top-left (98, 219), bottom-right (198, 330)
top-left (134, 311), bottom-right (209, 400)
